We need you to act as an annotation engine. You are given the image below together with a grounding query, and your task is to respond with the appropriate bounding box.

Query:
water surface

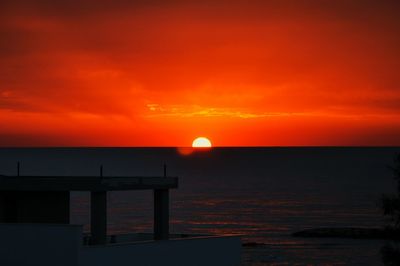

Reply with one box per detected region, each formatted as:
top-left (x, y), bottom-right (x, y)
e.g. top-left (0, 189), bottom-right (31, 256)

top-left (0, 147), bottom-right (398, 265)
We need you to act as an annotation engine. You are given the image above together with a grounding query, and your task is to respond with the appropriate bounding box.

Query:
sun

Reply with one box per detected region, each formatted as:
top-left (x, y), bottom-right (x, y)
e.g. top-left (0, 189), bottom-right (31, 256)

top-left (192, 137), bottom-right (212, 148)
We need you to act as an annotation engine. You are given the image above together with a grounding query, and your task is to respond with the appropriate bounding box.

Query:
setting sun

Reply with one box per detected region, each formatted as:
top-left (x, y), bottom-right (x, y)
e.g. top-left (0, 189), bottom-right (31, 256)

top-left (0, 1), bottom-right (400, 148)
top-left (192, 137), bottom-right (212, 148)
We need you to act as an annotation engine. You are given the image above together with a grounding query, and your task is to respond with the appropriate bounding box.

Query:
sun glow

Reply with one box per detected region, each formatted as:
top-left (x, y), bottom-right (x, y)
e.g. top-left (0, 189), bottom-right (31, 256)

top-left (192, 137), bottom-right (212, 148)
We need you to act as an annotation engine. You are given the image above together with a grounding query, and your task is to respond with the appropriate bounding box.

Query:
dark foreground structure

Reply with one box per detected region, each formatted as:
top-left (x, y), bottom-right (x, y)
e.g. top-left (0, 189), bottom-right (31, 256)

top-left (0, 175), bottom-right (241, 266)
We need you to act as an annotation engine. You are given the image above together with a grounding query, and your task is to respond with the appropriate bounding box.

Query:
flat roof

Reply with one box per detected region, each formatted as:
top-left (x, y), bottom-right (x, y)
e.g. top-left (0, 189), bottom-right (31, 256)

top-left (0, 176), bottom-right (178, 191)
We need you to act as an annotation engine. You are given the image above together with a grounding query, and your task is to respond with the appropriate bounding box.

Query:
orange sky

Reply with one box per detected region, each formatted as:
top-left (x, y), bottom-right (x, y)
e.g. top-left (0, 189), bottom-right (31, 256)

top-left (1, 0), bottom-right (399, 146)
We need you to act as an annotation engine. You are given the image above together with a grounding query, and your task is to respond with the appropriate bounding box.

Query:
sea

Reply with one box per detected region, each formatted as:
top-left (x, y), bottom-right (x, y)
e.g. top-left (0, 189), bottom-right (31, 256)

top-left (0, 147), bottom-right (399, 265)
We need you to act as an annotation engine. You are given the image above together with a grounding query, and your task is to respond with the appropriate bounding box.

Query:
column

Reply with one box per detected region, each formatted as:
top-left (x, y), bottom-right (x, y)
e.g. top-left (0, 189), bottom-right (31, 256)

top-left (91, 191), bottom-right (107, 245)
top-left (154, 189), bottom-right (169, 240)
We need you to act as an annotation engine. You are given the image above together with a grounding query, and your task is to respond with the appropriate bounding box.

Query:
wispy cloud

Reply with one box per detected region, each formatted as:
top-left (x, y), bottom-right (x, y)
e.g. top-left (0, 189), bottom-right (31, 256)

top-left (145, 103), bottom-right (400, 120)
top-left (145, 104), bottom-right (311, 119)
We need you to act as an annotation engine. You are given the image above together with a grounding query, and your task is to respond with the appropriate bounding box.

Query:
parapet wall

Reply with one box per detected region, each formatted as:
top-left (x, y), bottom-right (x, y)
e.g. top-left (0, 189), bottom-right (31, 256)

top-left (81, 235), bottom-right (242, 266)
top-left (0, 223), bottom-right (82, 266)
top-left (0, 223), bottom-right (241, 266)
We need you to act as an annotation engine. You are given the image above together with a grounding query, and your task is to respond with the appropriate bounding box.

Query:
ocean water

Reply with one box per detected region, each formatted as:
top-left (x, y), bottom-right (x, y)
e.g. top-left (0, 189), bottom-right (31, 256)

top-left (0, 147), bottom-right (398, 265)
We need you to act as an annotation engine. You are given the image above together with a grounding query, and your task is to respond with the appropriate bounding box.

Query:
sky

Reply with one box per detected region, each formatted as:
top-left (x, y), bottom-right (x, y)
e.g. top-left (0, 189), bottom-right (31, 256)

top-left (0, 0), bottom-right (399, 146)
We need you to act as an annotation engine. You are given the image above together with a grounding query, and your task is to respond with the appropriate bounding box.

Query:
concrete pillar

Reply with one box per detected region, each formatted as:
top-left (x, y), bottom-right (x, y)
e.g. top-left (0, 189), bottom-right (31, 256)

top-left (91, 191), bottom-right (107, 245)
top-left (154, 189), bottom-right (169, 240)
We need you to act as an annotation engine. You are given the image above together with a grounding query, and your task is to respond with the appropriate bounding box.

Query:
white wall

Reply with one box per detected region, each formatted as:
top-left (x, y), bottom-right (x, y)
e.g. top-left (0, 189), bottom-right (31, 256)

top-left (0, 224), bottom-right (241, 266)
top-left (80, 235), bottom-right (242, 266)
top-left (0, 223), bottom-right (82, 266)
